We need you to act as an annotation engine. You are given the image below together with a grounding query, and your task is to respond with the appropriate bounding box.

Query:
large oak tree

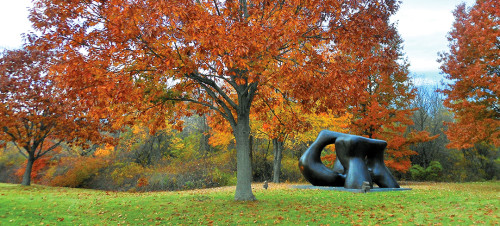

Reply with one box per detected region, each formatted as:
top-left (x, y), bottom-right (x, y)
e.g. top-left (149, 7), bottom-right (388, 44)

top-left (30, 0), bottom-right (400, 200)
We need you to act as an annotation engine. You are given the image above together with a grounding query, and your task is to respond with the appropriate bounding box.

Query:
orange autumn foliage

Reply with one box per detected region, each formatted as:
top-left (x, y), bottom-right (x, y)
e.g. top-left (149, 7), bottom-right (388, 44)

top-left (94, 144), bottom-right (114, 157)
top-left (252, 90), bottom-right (312, 143)
top-left (49, 156), bottom-right (108, 188)
top-left (0, 48), bottom-right (115, 185)
top-left (439, 0), bottom-right (500, 149)
top-left (320, 146), bottom-right (337, 168)
top-left (206, 114), bottom-right (235, 149)
top-left (137, 177), bottom-right (149, 188)
top-left (291, 112), bottom-right (351, 146)
top-left (347, 30), bottom-right (437, 172)
top-left (14, 155), bottom-right (52, 184)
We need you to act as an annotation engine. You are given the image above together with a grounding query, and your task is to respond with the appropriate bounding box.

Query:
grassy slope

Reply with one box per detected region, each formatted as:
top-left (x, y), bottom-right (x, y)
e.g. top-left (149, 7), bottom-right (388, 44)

top-left (0, 182), bottom-right (498, 225)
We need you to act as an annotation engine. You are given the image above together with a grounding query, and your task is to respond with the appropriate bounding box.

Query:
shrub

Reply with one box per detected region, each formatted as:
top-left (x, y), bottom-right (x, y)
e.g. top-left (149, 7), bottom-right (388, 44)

top-left (110, 162), bottom-right (147, 190)
top-left (0, 148), bottom-right (24, 183)
top-left (133, 155), bottom-right (237, 192)
top-left (410, 161), bottom-right (443, 181)
top-left (409, 165), bottom-right (426, 181)
top-left (252, 155), bottom-right (273, 182)
top-left (426, 161), bottom-right (443, 181)
top-left (146, 172), bottom-right (174, 191)
top-left (50, 156), bottom-right (107, 188)
top-left (281, 157), bottom-right (304, 182)
top-left (137, 177), bottom-right (149, 187)
top-left (209, 167), bottom-right (236, 186)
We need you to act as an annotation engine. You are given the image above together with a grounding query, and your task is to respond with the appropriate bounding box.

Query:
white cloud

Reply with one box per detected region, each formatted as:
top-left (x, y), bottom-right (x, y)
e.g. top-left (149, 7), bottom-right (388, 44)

top-left (396, 9), bottom-right (455, 38)
top-left (0, 0), bottom-right (33, 50)
top-left (392, 0), bottom-right (476, 74)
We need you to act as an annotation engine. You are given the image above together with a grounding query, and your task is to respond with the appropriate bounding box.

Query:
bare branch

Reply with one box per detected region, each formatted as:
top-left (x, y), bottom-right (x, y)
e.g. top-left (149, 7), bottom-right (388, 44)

top-left (12, 142), bottom-right (28, 159)
top-left (38, 140), bottom-right (63, 158)
top-left (213, 0), bottom-right (222, 16)
top-left (188, 72), bottom-right (239, 110)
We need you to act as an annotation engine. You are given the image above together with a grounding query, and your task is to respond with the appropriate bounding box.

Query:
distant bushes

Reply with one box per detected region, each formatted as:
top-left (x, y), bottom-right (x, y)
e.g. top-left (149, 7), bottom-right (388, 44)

top-left (133, 157), bottom-right (237, 192)
top-left (3, 147), bottom-right (304, 192)
top-left (410, 161), bottom-right (443, 181)
top-left (252, 151), bottom-right (303, 183)
top-left (280, 158), bottom-right (304, 182)
top-left (47, 156), bottom-right (108, 188)
top-left (47, 150), bottom-right (240, 192)
top-left (0, 148), bottom-right (24, 183)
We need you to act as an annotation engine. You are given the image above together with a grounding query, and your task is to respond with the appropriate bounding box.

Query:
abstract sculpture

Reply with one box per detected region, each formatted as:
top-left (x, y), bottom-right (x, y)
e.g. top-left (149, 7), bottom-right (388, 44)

top-left (299, 130), bottom-right (400, 189)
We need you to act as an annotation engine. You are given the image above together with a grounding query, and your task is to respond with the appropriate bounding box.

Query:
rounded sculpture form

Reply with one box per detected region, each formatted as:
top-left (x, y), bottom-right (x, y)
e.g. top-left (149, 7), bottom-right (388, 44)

top-left (298, 130), bottom-right (400, 189)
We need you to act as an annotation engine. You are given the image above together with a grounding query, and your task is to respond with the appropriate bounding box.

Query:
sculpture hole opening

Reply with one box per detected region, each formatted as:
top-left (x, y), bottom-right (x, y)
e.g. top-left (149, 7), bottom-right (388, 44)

top-left (319, 144), bottom-right (336, 169)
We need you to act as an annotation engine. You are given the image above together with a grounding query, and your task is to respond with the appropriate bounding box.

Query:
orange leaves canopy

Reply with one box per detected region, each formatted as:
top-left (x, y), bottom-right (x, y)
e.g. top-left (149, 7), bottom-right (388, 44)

top-left (346, 30), bottom-right (433, 172)
top-left (439, 0), bottom-right (500, 149)
top-left (29, 0), bottom-right (400, 128)
top-left (0, 48), bottom-right (110, 159)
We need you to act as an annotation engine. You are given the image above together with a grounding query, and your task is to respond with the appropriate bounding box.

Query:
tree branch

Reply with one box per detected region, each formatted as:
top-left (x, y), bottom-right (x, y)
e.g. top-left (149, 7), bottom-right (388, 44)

top-left (213, 0), bottom-right (222, 16)
top-left (38, 140), bottom-right (63, 158)
top-left (188, 72), bottom-right (238, 110)
top-left (195, 81), bottom-right (237, 125)
top-left (12, 142), bottom-right (28, 159)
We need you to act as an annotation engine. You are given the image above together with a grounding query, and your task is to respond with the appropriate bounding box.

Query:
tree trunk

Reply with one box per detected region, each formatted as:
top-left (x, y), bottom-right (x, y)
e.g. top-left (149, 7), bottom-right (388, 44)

top-left (21, 154), bottom-right (35, 186)
top-left (233, 112), bottom-right (256, 201)
top-left (249, 134), bottom-right (253, 165)
top-left (272, 138), bottom-right (283, 183)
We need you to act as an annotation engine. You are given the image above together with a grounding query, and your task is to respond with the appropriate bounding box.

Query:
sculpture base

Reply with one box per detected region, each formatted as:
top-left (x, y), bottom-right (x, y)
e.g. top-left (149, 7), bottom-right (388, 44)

top-left (291, 185), bottom-right (412, 193)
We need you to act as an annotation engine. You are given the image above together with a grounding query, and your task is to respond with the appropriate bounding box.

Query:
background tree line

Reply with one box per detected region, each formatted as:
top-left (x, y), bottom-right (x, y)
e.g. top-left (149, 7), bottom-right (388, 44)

top-left (0, 83), bottom-right (497, 191)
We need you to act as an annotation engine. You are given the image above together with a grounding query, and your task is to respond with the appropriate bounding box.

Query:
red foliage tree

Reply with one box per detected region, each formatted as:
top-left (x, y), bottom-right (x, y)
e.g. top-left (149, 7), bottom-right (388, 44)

top-left (0, 48), bottom-right (111, 185)
top-left (348, 30), bottom-right (436, 172)
top-left (30, 0), bottom-right (400, 200)
top-left (439, 0), bottom-right (499, 149)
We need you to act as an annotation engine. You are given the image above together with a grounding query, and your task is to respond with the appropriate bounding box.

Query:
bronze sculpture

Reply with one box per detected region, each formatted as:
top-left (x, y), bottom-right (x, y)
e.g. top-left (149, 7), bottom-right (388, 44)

top-left (299, 130), bottom-right (400, 189)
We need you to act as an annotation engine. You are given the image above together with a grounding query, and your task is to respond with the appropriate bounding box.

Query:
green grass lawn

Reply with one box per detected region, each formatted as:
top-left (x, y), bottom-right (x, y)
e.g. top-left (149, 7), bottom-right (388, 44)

top-left (0, 181), bottom-right (498, 225)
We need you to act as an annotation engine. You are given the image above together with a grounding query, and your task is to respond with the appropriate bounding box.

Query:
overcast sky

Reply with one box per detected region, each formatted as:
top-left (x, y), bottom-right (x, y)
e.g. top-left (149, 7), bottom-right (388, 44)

top-left (0, 0), bottom-right (476, 84)
top-left (391, 0), bottom-right (475, 85)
